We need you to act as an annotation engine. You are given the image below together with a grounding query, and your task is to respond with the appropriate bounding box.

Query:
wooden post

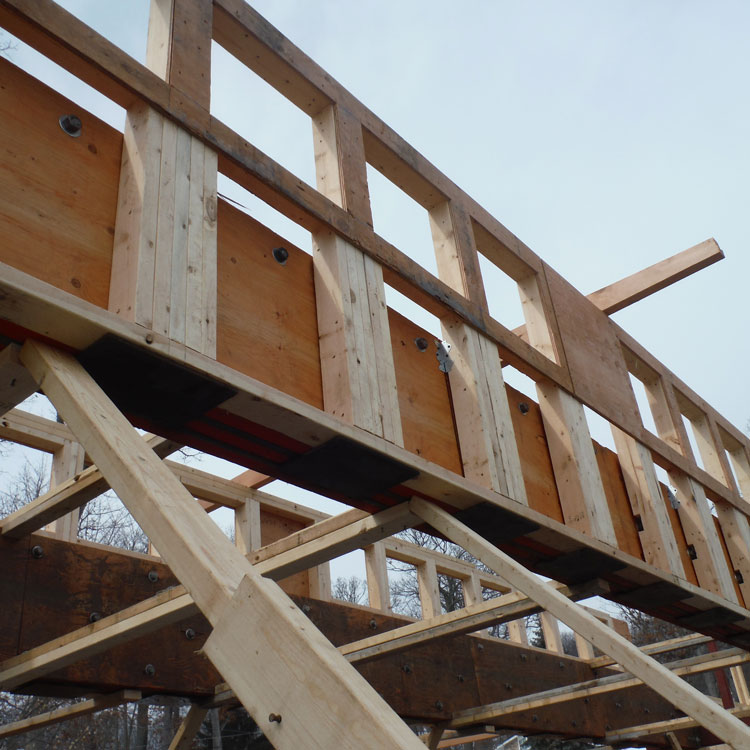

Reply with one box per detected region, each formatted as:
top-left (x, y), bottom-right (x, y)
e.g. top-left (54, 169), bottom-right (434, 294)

top-left (110, 0), bottom-right (217, 356)
top-left (19, 340), bottom-right (427, 750)
top-left (47, 433), bottom-right (85, 541)
top-left (411, 497), bottom-right (750, 749)
top-left (365, 542), bottom-right (390, 611)
top-left (312, 104), bottom-right (403, 443)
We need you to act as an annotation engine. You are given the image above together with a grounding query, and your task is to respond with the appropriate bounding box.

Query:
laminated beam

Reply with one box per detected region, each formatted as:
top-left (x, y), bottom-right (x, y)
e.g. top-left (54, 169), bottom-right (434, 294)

top-left (0, 503), bottom-right (414, 691)
top-left (450, 647), bottom-right (750, 727)
top-left (411, 497), bottom-right (750, 749)
top-left (17, 340), bottom-right (426, 750)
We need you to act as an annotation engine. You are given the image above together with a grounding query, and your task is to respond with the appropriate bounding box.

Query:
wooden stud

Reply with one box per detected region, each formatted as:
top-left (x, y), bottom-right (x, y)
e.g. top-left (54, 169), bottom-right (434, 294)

top-left (18, 340), bottom-right (426, 750)
top-left (0, 344), bottom-right (37, 417)
top-left (418, 558), bottom-right (442, 619)
top-left (312, 104), bottom-right (402, 443)
top-left (110, 103), bottom-right (218, 356)
top-left (535, 383), bottom-right (617, 545)
top-left (365, 542), bottom-right (390, 611)
top-left (147, 0), bottom-right (213, 111)
top-left (47, 435), bottom-right (85, 541)
top-left (411, 497), bottom-right (750, 748)
top-left (611, 427), bottom-right (684, 576)
top-left (234, 497), bottom-right (261, 555)
top-left (540, 612), bottom-right (564, 654)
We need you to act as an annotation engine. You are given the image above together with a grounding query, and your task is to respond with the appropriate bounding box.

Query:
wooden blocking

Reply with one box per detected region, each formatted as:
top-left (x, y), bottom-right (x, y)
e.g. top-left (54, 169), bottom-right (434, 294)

top-left (0, 344), bottom-right (37, 417)
top-left (204, 575), bottom-right (427, 750)
top-left (712, 500), bottom-right (750, 605)
top-left (535, 383), bottom-right (616, 545)
top-left (441, 317), bottom-right (527, 503)
top-left (428, 201), bottom-right (486, 309)
top-left (313, 231), bottom-right (403, 443)
top-left (611, 427), bottom-right (684, 576)
top-left (147, 0), bottom-right (213, 111)
top-left (110, 104), bottom-right (218, 356)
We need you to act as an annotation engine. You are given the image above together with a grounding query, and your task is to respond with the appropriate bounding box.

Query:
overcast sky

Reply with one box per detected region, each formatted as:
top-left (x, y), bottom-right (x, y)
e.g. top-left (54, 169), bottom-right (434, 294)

top-left (3, 2), bottom-right (749, 580)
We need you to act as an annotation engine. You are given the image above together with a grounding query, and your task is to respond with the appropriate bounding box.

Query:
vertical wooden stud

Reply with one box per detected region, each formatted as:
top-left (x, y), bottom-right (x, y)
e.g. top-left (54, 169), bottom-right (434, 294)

top-left (234, 498), bottom-right (261, 556)
top-left (48, 435), bottom-right (85, 542)
top-left (540, 612), bottom-right (564, 654)
top-left (417, 559), bottom-right (441, 619)
top-left (611, 426), bottom-right (684, 576)
top-left (312, 105), bottom-right (402, 443)
top-left (365, 542), bottom-right (390, 611)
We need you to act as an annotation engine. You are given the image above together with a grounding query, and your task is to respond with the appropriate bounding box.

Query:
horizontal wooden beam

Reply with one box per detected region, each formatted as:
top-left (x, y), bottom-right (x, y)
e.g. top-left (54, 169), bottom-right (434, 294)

top-left (587, 239), bottom-right (724, 315)
top-left (0, 408), bottom-right (71, 453)
top-left (451, 647), bottom-right (750, 727)
top-left (0, 504), bottom-right (414, 690)
top-left (0, 585), bottom-right (195, 690)
top-left (0, 689), bottom-right (141, 739)
top-left (589, 632), bottom-right (713, 670)
top-left (341, 579), bottom-right (607, 664)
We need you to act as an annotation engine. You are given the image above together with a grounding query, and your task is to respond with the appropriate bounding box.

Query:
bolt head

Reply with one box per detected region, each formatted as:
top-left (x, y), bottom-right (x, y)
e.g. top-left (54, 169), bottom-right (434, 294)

top-left (272, 247), bottom-right (289, 265)
top-left (89, 612), bottom-right (101, 623)
top-left (144, 664), bottom-right (156, 676)
top-left (184, 628), bottom-right (196, 640)
top-left (59, 114), bottom-right (82, 137)
top-left (147, 570), bottom-right (159, 583)
top-left (31, 545), bottom-right (44, 559)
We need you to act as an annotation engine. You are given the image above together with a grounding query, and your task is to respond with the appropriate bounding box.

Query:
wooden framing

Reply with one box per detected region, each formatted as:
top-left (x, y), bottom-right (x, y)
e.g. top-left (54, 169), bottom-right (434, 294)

top-left (0, 0), bottom-right (749, 747)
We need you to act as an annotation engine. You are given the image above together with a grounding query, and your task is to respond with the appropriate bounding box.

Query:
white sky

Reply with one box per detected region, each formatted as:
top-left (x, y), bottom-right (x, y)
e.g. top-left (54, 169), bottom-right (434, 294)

top-left (2, 1), bottom-right (749, 587)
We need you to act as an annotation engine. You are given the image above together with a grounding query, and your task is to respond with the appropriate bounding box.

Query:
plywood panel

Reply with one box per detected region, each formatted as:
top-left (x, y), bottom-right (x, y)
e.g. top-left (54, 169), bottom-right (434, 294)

top-left (596, 445), bottom-right (643, 560)
top-left (0, 57), bottom-right (119, 307)
top-left (544, 264), bottom-right (640, 434)
top-left (216, 200), bottom-right (324, 408)
top-left (506, 384), bottom-right (563, 522)
top-left (388, 310), bottom-right (462, 475)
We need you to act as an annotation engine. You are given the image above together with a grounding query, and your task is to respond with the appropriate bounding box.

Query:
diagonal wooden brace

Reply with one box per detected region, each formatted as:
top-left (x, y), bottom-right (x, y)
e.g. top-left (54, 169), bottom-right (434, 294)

top-left (18, 339), bottom-right (425, 750)
top-left (410, 497), bottom-right (750, 749)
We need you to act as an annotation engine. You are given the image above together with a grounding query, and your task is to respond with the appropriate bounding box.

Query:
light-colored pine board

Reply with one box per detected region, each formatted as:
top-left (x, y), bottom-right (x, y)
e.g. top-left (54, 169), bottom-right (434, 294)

top-left (0, 345), bottom-right (37, 417)
top-left (168, 703), bottom-right (209, 750)
top-left (365, 542), bottom-right (390, 611)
